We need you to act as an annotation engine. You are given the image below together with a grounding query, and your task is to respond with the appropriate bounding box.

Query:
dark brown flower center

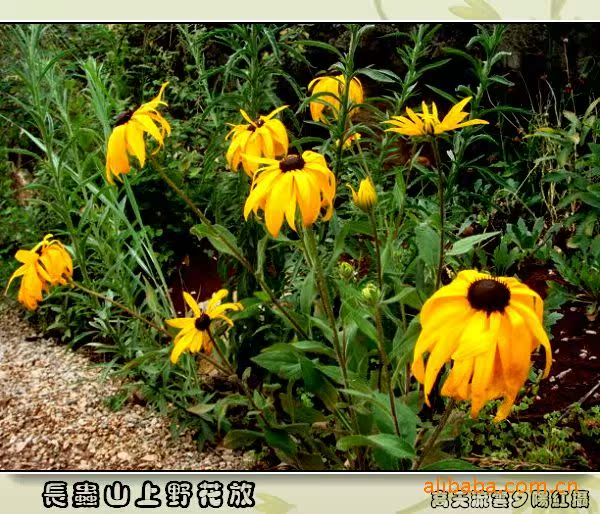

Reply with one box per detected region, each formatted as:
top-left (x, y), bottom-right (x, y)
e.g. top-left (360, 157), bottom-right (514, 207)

top-left (280, 154), bottom-right (305, 172)
top-left (248, 118), bottom-right (265, 131)
top-left (194, 313), bottom-right (211, 331)
top-left (113, 108), bottom-right (136, 127)
top-left (467, 279), bottom-right (511, 313)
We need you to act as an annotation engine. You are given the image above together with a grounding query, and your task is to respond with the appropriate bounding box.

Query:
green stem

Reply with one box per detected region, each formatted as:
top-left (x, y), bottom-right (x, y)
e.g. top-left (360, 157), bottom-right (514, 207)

top-left (367, 205), bottom-right (400, 435)
top-left (152, 162), bottom-right (309, 339)
top-left (71, 281), bottom-right (169, 336)
top-left (303, 227), bottom-right (349, 386)
top-left (206, 327), bottom-right (236, 377)
top-left (413, 398), bottom-right (456, 470)
top-left (368, 210), bottom-right (383, 291)
top-left (373, 307), bottom-right (401, 437)
top-left (431, 139), bottom-right (445, 290)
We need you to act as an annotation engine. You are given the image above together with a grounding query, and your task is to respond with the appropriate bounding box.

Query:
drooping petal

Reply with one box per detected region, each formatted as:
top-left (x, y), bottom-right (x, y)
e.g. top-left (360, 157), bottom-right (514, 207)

top-left (183, 291), bottom-right (201, 318)
top-left (469, 312), bottom-right (501, 417)
top-left (452, 310), bottom-right (493, 361)
top-left (206, 289), bottom-right (229, 313)
top-left (423, 329), bottom-right (462, 405)
top-left (264, 172), bottom-right (290, 237)
top-left (508, 303), bottom-right (552, 378)
top-left (170, 329), bottom-right (196, 364)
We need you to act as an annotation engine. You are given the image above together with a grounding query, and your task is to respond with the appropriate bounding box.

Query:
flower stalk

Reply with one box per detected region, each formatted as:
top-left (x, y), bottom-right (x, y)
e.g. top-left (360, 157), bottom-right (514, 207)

top-left (303, 226), bottom-right (349, 386)
top-left (413, 399), bottom-right (456, 470)
top-left (431, 138), bottom-right (445, 290)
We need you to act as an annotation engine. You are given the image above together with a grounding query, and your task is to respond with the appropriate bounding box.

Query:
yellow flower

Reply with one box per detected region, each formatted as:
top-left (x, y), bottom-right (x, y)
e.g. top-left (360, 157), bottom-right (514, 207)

top-left (166, 290), bottom-right (243, 365)
top-left (384, 97), bottom-right (488, 137)
top-left (39, 237), bottom-right (73, 286)
top-left (412, 270), bottom-right (552, 421)
top-left (308, 75), bottom-right (364, 123)
top-left (226, 106), bottom-right (289, 177)
top-left (348, 177), bottom-right (377, 212)
top-left (6, 234), bottom-right (73, 310)
top-left (243, 151), bottom-right (336, 238)
top-left (105, 82), bottom-right (171, 184)
top-left (336, 132), bottom-right (362, 150)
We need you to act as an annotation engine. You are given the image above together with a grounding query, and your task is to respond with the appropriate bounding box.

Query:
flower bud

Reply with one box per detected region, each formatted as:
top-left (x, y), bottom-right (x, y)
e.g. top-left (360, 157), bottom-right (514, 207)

top-left (361, 282), bottom-right (381, 305)
top-left (348, 177), bottom-right (377, 212)
top-left (338, 261), bottom-right (355, 281)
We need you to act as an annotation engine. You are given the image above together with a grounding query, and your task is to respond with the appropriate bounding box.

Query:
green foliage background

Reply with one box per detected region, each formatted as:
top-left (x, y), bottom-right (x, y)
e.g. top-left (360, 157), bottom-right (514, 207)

top-left (1, 23), bottom-right (598, 470)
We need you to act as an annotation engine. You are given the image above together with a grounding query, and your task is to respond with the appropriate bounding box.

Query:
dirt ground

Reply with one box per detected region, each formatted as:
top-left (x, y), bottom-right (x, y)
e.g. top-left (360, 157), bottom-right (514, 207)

top-left (0, 307), bottom-right (252, 471)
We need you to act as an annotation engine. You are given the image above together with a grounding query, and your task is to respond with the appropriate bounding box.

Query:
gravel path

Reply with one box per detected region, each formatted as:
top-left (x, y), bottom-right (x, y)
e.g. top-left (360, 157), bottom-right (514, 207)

top-left (0, 307), bottom-right (249, 470)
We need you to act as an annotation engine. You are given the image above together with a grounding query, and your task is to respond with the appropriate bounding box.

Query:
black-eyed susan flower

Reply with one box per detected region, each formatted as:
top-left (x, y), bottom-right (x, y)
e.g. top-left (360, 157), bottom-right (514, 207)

top-left (226, 106), bottom-right (289, 176)
top-left (166, 290), bottom-right (243, 365)
top-left (308, 75), bottom-right (364, 123)
top-left (384, 97), bottom-right (488, 137)
top-left (105, 82), bottom-right (171, 184)
top-left (412, 270), bottom-right (552, 421)
top-left (6, 234), bottom-right (73, 310)
top-left (348, 177), bottom-right (377, 212)
top-left (243, 151), bottom-right (336, 238)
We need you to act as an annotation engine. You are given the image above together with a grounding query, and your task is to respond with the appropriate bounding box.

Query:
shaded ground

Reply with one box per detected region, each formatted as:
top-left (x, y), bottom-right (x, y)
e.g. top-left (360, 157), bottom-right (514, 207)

top-left (519, 265), bottom-right (599, 467)
top-left (0, 307), bottom-right (250, 471)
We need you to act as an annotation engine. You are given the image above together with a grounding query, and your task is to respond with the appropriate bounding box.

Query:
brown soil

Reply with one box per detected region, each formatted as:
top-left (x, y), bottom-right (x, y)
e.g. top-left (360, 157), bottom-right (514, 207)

top-left (516, 263), bottom-right (599, 467)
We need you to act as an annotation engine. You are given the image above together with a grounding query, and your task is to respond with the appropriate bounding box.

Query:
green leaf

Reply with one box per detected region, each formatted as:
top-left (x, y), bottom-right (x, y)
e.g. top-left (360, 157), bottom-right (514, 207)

top-left (420, 458), bottom-right (479, 470)
top-left (252, 345), bottom-right (301, 380)
top-left (447, 231), bottom-right (501, 256)
top-left (265, 429), bottom-right (297, 456)
top-left (291, 340), bottom-right (336, 359)
top-left (337, 434), bottom-right (415, 460)
top-left (223, 429), bottom-right (263, 449)
top-left (300, 358), bottom-right (338, 411)
top-left (416, 223), bottom-right (440, 268)
top-left (292, 40), bottom-right (342, 58)
top-left (348, 310), bottom-right (378, 343)
top-left (191, 223), bottom-right (241, 258)
top-left (357, 67), bottom-right (401, 83)
top-left (425, 84), bottom-right (458, 105)
top-left (579, 191), bottom-right (600, 210)
top-left (186, 403), bottom-right (216, 417)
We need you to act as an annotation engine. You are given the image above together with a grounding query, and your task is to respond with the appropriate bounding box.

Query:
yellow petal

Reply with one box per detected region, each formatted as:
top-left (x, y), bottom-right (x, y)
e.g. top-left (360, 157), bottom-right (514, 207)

top-left (264, 173), bottom-right (291, 237)
top-left (263, 105), bottom-right (288, 120)
top-left (423, 330), bottom-right (462, 404)
top-left (294, 172), bottom-right (320, 227)
top-left (206, 289), bottom-right (229, 312)
top-left (451, 310), bottom-right (492, 360)
top-left (165, 317), bottom-right (195, 329)
top-left (170, 329), bottom-right (195, 364)
top-left (183, 291), bottom-right (201, 318)
top-left (508, 303), bottom-right (552, 378)
top-left (132, 113), bottom-right (163, 146)
top-left (469, 312), bottom-right (501, 417)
